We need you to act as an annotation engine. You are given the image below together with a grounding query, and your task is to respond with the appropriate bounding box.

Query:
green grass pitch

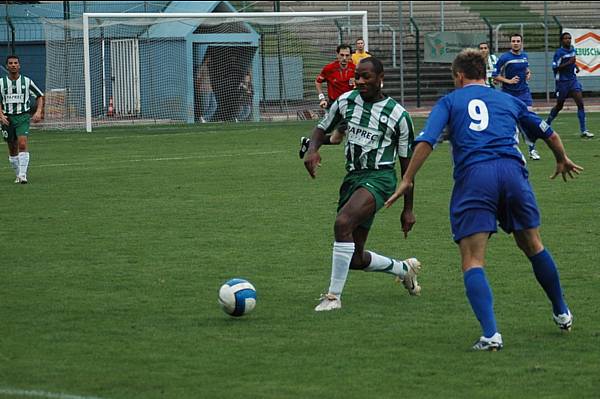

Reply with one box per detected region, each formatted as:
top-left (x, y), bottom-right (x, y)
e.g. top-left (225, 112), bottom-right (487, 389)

top-left (1, 113), bottom-right (599, 398)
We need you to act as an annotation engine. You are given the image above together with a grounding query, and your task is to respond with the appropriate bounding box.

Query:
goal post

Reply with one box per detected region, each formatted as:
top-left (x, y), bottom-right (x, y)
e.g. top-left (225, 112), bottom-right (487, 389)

top-left (68, 11), bottom-right (368, 132)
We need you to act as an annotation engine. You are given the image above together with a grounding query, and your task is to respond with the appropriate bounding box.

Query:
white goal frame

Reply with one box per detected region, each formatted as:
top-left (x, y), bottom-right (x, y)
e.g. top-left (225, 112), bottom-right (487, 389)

top-left (82, 11), bottom-right (369, 132)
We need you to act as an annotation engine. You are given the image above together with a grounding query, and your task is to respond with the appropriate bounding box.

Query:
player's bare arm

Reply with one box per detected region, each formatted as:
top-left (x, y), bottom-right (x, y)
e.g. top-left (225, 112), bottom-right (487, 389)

top-left (31, 96), bottom-right (44, 123)
top-left (0, 110), bottom-right (8, 126)
top-left (559, 57), bottom-right (576, 69)
top-left (494, 75), bottom-right (519, 85)
top-left (385, 141), bottom-right (433, 208)
top-left (398, 156), bottom-right (416, 238)
top-left (315, 80), bottom-right (328, 108)
top-left (303, 127), bottom-right (327, 178)
top-left (543, 132), bottom-right (584, 181)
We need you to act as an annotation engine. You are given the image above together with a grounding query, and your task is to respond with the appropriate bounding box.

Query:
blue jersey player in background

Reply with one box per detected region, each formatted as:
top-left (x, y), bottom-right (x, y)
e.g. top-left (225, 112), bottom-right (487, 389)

top-left (546, 32), bottom-right (594, 138)
top-left (492, 33), bottom-right (541, 160)
top-left (385, 49), bottom-right (583, 351)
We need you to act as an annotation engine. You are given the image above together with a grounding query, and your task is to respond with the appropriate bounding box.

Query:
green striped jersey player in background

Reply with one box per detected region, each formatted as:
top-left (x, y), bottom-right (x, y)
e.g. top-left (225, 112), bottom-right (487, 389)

top-left (303, 56), bottom-right (423, 312)
top-left (0, 55), bottom-right (45, 184)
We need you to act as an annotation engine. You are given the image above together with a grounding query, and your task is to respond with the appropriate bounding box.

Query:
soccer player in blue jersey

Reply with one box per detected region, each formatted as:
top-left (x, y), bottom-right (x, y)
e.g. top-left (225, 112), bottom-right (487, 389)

top-left (493, 34), bottom-right (541, 160)
top-left (385, 49), bottom-right (583, 351)
top-left (546, 32), bottom-right (594, 138)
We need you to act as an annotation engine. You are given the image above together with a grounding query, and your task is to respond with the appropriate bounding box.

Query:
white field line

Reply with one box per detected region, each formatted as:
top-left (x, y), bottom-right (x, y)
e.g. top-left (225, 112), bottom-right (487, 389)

top-left (32, 127), bottom-right (278, 144)
top-left (22, 150), bottom-right (286, 169)
top-left (0, 387), bottom-right (107, 399)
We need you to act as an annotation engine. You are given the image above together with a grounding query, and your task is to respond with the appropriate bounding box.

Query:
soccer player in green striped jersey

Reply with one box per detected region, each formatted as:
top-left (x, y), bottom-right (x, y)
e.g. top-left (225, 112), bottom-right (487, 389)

top-left (304, 57), bottom-right (422, 312)
top-left (0, 55), bottom-right (45, 184)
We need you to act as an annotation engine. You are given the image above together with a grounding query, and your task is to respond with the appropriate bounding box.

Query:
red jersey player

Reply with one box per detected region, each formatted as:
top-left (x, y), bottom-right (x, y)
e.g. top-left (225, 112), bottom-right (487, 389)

top-left (299, 44), bottom-right (355, 159)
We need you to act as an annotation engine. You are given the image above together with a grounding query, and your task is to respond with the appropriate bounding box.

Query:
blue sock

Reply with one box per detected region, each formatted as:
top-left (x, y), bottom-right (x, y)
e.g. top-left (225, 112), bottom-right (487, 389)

top-left (530, 249), bottom-right (569, 315)
top-left (577, 109), bottom-right (587, 132)
top-left (546, 108), bottom-right (559, 125)
top-left (463, 267), bottom-right (497, 338)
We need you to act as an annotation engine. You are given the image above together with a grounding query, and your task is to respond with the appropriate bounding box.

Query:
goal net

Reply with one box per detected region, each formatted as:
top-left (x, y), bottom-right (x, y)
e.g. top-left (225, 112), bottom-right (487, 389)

top-left (43, 12), bottom-right (368, 132)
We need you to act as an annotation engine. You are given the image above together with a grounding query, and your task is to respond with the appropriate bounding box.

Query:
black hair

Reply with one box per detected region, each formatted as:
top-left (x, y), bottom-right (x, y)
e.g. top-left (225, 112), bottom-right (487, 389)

top-left (336, 43), bottom-right (351, 53)
top-left (6, 54), bottom-right (19, 65)
top-left (510, 33), bottom-right (523, 40)
top-left (560, 32), bottom-right (572, 41)
top-left (359, 56), bottom-right (384, 75)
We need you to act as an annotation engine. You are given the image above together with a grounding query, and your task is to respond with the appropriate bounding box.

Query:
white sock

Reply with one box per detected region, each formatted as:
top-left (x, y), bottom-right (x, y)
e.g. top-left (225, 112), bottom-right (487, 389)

top-left (364, 251), bottom-right (408, 278)
top-left (18, 151), bottom-right (29, 177)
top-left (327, 241), bottom-right (355, 296)
top-left (9, 155), bottom-right (18, 176)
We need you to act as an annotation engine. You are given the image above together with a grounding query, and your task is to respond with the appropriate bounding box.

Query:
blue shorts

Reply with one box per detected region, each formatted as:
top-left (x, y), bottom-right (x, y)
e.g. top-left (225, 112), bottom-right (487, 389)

top-left (555, 79), bottom-right (582, 101)
top-left (450, 158), bottom-right (540, 243)
top-left (503, 89), bottom-right (533, 107)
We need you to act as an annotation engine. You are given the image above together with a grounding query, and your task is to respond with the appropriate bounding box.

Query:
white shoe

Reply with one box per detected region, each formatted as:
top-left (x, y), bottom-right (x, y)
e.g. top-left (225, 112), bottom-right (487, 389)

top-left (314, 293), bottom-right (341, 312)
top-left (580, 130), bottom-right (594, 138)
top-left (472, 332), bottom-right (503, 351)
top-left (553, 310), bottom-right (573, 331)
top-left (18, 174), bottom-right (27, 184)
top-left (396, 258), bottom-right (422, 296)
top-left (14, 176), bottom-right (20, 183)
top-left (529, 149), bottom-right (541, 160)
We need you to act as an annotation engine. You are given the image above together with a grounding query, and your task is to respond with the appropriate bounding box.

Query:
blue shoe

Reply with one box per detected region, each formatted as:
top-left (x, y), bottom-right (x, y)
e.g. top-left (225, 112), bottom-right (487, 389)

top-left (553, 310), bottom-right (573, 331)
top-left (472, 332), bottom-right (503, 351)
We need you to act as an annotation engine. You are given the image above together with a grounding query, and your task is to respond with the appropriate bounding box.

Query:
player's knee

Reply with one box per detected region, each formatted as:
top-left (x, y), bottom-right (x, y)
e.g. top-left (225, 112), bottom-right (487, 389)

top-left (518, 241), bottom-right (544, 257)
top-left (514, 232), bottom-right (543, 257)
top-left (334, 213), bottom-right (354, 239)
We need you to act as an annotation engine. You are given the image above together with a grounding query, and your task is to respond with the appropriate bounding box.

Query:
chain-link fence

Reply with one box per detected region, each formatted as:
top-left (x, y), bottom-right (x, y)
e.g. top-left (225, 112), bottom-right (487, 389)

top-left (0, 1), bottom-right (598, 115)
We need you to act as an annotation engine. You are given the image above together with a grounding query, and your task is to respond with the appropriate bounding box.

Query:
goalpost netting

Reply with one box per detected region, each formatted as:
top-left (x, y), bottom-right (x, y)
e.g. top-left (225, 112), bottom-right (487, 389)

top-left (43, 12), bottom-right (368, 132)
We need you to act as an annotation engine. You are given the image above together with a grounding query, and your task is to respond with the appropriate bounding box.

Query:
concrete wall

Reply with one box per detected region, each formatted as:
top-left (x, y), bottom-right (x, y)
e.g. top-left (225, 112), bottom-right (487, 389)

top-left (0, 42), bottom-right (46, 90)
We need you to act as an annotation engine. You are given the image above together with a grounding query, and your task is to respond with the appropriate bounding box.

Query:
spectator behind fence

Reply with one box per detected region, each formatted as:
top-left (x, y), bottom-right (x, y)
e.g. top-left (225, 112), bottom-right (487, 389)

top-left (237, 72), bottom-right (253, 121)
top-left (351, 37), bottom-right (371, 65)
top-left (195, 59), bottom-right (217, 123)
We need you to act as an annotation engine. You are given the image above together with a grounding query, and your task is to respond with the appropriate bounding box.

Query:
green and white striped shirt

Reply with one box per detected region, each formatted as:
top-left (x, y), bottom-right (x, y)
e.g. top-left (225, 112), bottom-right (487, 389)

top-left (318, 90), bottom-right (414, 172)
top-left (0, 75), bottom-right (44, 115)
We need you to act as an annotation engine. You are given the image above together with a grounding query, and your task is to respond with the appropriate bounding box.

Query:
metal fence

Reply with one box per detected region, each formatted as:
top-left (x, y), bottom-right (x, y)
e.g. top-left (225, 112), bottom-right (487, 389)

top-left (2, 1), bottom-right (599, 109)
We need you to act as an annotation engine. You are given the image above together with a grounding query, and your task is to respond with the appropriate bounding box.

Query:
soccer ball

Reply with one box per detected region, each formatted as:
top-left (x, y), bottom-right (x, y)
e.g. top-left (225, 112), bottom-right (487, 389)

top-left (218, 278), bottom-right (257, 317)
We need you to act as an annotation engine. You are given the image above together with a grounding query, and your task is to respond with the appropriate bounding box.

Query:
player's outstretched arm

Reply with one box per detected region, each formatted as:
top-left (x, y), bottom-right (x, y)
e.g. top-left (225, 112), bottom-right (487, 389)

top-left (303, 127), bottom-right (327, 179)
top-left (557, 57), bottom-right (576, 70)
top-left (385, 142), bottom-right (433, 208)
top-left (494, 75), bottom-right (519, 85)
top-left (543, 132), bottom-right (584, 181)
top-left (0, 110), bottom-right (8, 126)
